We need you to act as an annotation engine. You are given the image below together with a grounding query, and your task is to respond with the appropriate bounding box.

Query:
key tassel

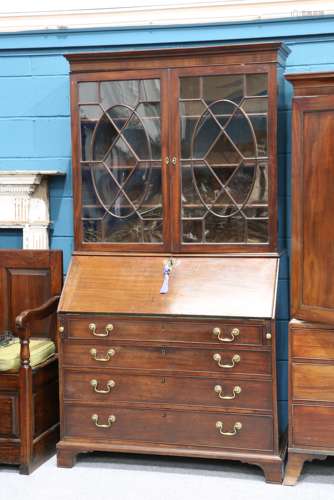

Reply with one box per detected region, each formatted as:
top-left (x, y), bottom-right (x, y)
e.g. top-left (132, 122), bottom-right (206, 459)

top-left (160, 259), bottom-right (173, 294)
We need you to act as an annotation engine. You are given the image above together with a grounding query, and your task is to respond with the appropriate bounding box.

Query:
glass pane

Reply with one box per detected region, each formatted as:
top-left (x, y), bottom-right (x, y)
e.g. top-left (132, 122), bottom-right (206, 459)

top-left (205, 215), bottom-right (246, 243)
top-left (246, 74), bottom-right (267, 97)
top-left (179, 72), bottom-right (269, 245)
top-left (250, 116), bottom-right (268, 156)
top-left (80, 78), bottom-right (162, 244)
top-left (242, 98), bottom-right (268, 113)
top-left (78, 82), bottom-right (99, 103)
top-left (180, 77), bottom-right (200, 99)
top-left (203, 75), bottom-right (244, 104)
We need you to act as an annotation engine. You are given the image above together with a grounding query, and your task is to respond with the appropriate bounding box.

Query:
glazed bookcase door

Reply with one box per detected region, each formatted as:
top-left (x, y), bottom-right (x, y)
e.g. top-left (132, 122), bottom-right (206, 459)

top-left (291, 95), bottom-right (334, 324)
top-left (72, 70), bottom-right (170, 251)
top-left (170, 66), bottom-right (277, 253)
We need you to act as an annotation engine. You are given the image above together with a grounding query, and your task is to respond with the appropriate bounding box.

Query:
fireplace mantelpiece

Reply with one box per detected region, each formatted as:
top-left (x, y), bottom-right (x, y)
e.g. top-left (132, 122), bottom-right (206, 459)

top-left (0, 171), bottom-right (65, 249)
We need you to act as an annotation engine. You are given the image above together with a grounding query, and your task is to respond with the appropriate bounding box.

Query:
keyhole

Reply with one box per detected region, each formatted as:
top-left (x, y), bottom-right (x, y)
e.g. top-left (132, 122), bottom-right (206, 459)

top-left (161, 348), bottom-right (166, 356)
top-left (161, 377), bottom-right (166, 384)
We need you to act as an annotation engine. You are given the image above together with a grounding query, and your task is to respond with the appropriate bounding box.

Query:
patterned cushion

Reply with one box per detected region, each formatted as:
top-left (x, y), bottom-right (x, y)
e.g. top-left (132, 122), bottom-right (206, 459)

top-left (0, 338), bottom-right (55, 372)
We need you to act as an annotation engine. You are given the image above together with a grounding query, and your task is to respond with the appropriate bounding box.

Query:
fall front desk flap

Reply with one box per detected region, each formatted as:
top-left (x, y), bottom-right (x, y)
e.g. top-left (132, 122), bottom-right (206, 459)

top-left (58, 255), bottom-right (279, 319)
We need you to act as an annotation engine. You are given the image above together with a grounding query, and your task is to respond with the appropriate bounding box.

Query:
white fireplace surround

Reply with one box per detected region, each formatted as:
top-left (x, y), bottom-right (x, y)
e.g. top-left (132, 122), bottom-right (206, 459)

top-left (0, 171), bottom-right (65, 249)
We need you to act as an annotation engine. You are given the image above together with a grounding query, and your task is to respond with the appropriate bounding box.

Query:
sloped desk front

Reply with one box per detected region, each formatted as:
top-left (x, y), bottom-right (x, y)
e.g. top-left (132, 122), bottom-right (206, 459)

top-left (57, 255), bottom-right (283, 483)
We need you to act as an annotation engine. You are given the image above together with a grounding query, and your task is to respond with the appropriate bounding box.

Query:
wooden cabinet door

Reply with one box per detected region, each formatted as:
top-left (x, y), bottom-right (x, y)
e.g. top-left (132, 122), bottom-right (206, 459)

top-left (72, 69), bottom-right (171, 252)
top-left (170, 65), bottom-right (278, 253)
top-left (291, 95), bottom-right (334, 323)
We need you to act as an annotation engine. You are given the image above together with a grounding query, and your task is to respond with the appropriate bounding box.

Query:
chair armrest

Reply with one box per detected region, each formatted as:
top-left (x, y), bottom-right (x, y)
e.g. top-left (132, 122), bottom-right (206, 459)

top-left (15, 295), bottom-right (60, 331)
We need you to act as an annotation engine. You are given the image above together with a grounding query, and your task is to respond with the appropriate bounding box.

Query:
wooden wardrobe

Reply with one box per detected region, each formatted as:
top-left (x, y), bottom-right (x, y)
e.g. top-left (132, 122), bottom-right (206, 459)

top-left (57, 42), bottom-right (289, 482)
top-left (284, 73), bottom-right (334, 485)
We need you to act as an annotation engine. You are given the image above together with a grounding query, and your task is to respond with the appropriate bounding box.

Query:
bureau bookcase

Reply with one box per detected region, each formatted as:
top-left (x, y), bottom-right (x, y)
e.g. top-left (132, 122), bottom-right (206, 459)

top-left (284, 73), bottom-right (334, 485)
top-left (57, 43), bottom-right (289, 482)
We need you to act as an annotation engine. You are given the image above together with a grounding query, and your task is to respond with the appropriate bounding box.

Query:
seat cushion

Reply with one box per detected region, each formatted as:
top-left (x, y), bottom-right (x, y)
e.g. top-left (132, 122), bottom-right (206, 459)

top-left (0, 338), bottom-right (55, 372)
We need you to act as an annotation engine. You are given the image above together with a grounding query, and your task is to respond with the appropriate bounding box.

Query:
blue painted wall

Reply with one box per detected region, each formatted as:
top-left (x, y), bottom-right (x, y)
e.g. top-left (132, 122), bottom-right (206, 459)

top-left (1, 16), bottom-right (334, 430)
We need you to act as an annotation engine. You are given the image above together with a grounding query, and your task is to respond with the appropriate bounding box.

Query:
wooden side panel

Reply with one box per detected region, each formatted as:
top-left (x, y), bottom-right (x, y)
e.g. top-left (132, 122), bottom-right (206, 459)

top-left (0, 250), bottom-right (62, 337)
top-left (293, 406), bottom-right (334, 448)
top-left (0, 393), bottom-right (19, 438)
top-left (33, 379), bottom-right (59, 437)
top-left (291, 96), bottom-right (334, 323)
top-left (291, 328), bottom-right (334, 360)
top-left (7, 269), bottom-right (51, 336)
top-left (292, 363), bottom-right (334, 402)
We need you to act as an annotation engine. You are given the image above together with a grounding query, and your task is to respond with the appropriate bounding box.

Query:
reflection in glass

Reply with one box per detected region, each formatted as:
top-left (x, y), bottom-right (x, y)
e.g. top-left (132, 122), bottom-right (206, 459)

top-left (180, 73), bottom-right (269, 244)
top-left (79, 78), bottom-right (162, 244)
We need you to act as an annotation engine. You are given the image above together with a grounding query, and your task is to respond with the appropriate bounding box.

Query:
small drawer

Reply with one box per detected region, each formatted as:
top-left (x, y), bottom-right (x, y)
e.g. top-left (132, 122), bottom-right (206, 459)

top-left (292, 405), bottom-right (334, 448)
top-left (0, 393), bottom-right (19, 438)
top-left (292, 362), bottom-right (334, 402)
top-left (63, 404), bottom-right (274, 452)
top-left (62, 344), bottom-right (271, 376)
top-left (64, 316), bottom-right (264, 346)
top-left (63, 370), bottom-right (272, 411)
top-left (291, 329), bottom-right (334, 360)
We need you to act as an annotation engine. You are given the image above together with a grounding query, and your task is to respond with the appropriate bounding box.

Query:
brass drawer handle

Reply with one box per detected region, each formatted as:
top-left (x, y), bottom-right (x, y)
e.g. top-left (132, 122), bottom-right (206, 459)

top-left (91, 414), bottom-right (116, 428)
top-left (90, 348), bottom-right (115, 362)
top-left (90, 379), bottom-right (116, 394)
top-left (216, 421), bottom-right (242, 436)
top-left (214, 384), bottom-right (242, 400)
top-left (89, 323), bottom-right (114, 337)
top-left (212, 327), bottom-right (240, 343)
top-left (213, 353), bottom-right (240, 368)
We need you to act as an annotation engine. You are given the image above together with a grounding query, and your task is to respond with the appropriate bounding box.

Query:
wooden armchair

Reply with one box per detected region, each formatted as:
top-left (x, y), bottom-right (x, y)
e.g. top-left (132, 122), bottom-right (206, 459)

top-left (0, 250), bottom-right (62, 474)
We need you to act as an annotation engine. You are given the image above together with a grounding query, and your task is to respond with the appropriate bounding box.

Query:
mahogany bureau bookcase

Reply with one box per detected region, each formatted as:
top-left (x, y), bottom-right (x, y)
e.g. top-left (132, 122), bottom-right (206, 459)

top-left (0, 250), bottom-right (62, 474)
top-left (57, 42), bottom-right (289, 482)
top-left (284, 73), bottom-right (334, 485)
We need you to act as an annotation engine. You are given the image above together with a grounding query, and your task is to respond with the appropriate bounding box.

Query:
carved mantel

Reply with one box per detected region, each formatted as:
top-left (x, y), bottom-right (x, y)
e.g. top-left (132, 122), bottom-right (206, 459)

top-left (0, 171), bottom-right (65, 249)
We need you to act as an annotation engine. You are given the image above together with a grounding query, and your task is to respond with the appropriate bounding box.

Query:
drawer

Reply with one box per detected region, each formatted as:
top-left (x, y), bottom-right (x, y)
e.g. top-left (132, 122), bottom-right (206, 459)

top-left (64, 316), bottom-right (264, 346)
top-left (291, 329), bottom-right (334, 360)
top-left (0, 393), bottom-right (19, 438)
top-left (63, 404), bottom-right (273, 452)
top-left (63, 370), bottom-right (272, 411)
top-left (292, 405), bottom-right (334, 448)
top-left (62, 344), bottom-right (271, 376)
top-left (292, 363), bottom-right (334, 402)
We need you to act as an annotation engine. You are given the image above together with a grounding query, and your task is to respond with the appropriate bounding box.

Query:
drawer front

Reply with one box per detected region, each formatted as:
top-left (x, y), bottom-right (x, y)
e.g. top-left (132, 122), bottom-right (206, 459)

top-left (65, 316), bottom-right (264, 346)
top-left (62, 344), bottom-right (271, 376)
top-left (63, 404), bottom-right (273, 452)
top-left (292, 405), bottom-right (334, 448)
top-left (63, 370), bottom-right (272, 411)
top-left (291, 329), bottom-right (334, 360)
top-left (292, 363), bottom-right (334, 402)
top-left (0, 393), bottom-right (19, 438)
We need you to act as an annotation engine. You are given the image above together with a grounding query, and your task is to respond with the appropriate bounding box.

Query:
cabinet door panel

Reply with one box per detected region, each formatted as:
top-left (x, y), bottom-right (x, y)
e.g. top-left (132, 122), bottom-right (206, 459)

top-left (291, 96), bottom-right (334, 323)
top-left (74, 70), bottom-right (170, 251)
top-left (171, 66), bottom-right (275, 252)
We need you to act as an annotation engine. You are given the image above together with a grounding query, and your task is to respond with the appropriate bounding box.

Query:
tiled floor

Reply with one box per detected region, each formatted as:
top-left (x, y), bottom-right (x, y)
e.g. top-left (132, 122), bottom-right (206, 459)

top-left (1, 454), bottom-right (333, 499)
